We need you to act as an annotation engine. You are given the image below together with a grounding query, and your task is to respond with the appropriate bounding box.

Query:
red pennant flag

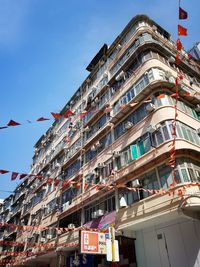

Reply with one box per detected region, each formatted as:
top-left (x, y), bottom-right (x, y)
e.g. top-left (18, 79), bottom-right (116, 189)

top-left (170, 92), bottom-right (179, 98)
top-left (178, 188), bottom-right (183, 197)
top-left (11, 172), bottom-right (18, 180)
top-left (7, 120), bottom-right (21, 126)
top-left (36, 117), bottom-right (50, 122)
top-left (63, 110), bottom-right (74, 118)
top-left (119, 104), bottom-right (126, 110)
top-left (46, 178), bottom-right (53, 184)
top-left (84, 183), bottom-right (89, 190)
top-left (92, 109), bottom-right (99, 115)
top-left (178, 25), bottom-right (187, 36)
top-left (0, 169), bottom-right (9, 174)
top-left (177, 72), bottom-right (183, 80)
top-left (54, 179), bottom-right (60, 186)
top-left (188, 53), bottom-right (193, 59)
top-left (175, 77), bottom-right (179, 86)
top-left (19, 173), bottom-right (27, 179)
top-left (51, 112), bottom-right (62, 120)
top-left (36, 175), bottom-right (43, 180)
top-left (29, 173), bottom-right (35, 177)
top-left (179, 7), bottom-right (188, 20)
top-left (157, 94), bottom-right (166, 99)
top-left (64, 136), bottom-right (71, 143)
top-left (176, 53), bottom-right (181, 65)
top-left (176, 39), bottom-right (183, 51)
top-left (183, 92), bottom-right (192, 97)
top-left (80, 111), bottom-right (87, 119)
top-left (104, 106), bottom-right (112, 113)
top-left (75, 182), bottom-right (82, 189)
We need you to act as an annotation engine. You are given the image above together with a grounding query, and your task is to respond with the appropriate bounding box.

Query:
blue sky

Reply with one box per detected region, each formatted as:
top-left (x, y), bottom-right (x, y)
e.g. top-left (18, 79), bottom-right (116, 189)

top-left (0, 0), bottom-right (199, 199)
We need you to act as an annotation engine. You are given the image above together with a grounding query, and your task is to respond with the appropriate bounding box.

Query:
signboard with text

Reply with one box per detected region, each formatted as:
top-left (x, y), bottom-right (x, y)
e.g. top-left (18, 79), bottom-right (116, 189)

top-left (80, 230), bottom-right (107, 255)
top-left (66, 254), bottom-right (93, 267)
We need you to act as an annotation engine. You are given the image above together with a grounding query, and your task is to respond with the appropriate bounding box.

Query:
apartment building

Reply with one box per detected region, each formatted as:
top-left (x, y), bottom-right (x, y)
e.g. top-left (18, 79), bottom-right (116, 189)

top-left (0, 14), bottom-right (200, 267)
top-left (189, 42), bottom-right (200, 62)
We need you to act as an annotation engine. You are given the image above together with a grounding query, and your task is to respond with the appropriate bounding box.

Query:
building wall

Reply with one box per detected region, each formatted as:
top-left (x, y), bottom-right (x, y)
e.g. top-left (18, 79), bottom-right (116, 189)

top-left (135, 218), bottom-right (200, 267)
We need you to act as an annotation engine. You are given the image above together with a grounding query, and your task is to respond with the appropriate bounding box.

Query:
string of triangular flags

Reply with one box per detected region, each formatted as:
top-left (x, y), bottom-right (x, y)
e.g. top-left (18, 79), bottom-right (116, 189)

top-left (0, 240), bottom-right (79, 249)
top-left (0, 110), bottom-right (75, 130)
top-left (0, 102), bottom-right (132, 131)
top-left (168, 0), bottom-right (188, 184)
top-left (0, 223), bottom-right (105, 237)
top-left (1, 182), bottom-right (200, 235)
top-left (0, 241), bottom-right (79, 265)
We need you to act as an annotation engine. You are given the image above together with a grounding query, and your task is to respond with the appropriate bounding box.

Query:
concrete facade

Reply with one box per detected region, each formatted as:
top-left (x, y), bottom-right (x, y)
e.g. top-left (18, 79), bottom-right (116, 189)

top-left (0, 14), bottom-right (200, 267)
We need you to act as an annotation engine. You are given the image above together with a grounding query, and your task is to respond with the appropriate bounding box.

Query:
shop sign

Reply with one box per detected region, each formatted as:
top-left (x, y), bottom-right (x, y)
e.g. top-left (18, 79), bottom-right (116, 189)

top-left (80, 230), bottom-right (107, 255)
top-left (66, 254), bottom-right (93, 267)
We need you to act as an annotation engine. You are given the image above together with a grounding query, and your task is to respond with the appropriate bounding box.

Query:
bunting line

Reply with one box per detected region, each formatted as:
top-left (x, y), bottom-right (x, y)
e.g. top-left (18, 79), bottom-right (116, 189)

top-left (168, 0), bottom-right (189, 185)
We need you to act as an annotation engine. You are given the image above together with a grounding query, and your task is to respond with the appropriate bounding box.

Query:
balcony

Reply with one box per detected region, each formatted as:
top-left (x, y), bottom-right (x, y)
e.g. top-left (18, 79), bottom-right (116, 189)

top-left (59, 185), bottom-right (106, 219)
top-left (57, 228), bottom-right (79, 251)
top-left (116, 183), bottom-right (200, 231)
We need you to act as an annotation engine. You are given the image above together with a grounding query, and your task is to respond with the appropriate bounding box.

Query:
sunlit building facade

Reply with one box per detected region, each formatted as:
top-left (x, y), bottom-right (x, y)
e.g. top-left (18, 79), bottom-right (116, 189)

top-left (0, 14), bottom-right (200, 267)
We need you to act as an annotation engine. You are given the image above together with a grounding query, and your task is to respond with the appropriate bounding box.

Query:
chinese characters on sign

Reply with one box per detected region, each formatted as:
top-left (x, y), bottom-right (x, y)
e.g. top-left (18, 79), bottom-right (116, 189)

top-left (80, 231), bottom-right (107, 255)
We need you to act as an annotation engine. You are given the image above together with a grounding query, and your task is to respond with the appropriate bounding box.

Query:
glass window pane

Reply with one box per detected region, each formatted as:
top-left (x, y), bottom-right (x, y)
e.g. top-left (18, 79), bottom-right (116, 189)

top-left (181, 169), bottom-right (190, 182)
top-left (156, 130), bottom-right (164, 145)
top-left (162, 125), bottom-right (170, 140)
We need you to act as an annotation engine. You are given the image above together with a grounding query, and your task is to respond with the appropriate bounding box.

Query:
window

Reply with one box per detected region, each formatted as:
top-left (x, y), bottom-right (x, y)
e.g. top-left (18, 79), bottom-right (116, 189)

top-left (62, 187), bottom-right (80, 205)
top-left (142, 170), bottom-right (160, 197)
top-left (114, 103), bottom-right (148, 139)
top-left (158, 165), bottom-right (174, 189)
top-left (101, 160), bottom-right (114, 180)
top-left (63, 160), bottom-right (81, 180)
top-left (84, 194), bottom-right (115, 223)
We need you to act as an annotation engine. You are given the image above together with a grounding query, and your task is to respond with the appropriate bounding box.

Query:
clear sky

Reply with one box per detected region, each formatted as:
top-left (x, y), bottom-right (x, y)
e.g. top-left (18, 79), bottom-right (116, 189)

top-left (0, 0), bottom-right (199, 199)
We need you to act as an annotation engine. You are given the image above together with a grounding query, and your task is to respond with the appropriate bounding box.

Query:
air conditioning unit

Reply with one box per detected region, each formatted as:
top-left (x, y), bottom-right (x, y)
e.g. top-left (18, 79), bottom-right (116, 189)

top-left (95, 141), bottom-right (101, 148)
top-left (152, 25), bottom-right (157, 31)
top-left (91, 102), bottom-right (97, 107)
top-left (84, 126), bottom-right (90, 132)
top-left (92, 209), bottom-right (104, 219)
top-left (94, 97), bottom-right (99, 103)
top-left (197, 128), bottom-right (200, 136)
top-left (165, 71), bottom-right (173, 79)
top-left (76, 91), bottom-right (81, 97)
top-left (97, 163), bottom-right (105, 169)
top-left (46, 170), bottom-right (51, 176)
top-left (168, 56), bottom-right (175, 63)
top-left (71, 127), bottom-right (77, 133)
top-left (55, 163), bottom-right (61, 168)
top-left (103, 71), bottom-right (108, 78)
top-left (131, 179), bottom-right (141, 188)
top-left (63, 201), bottom-right (70, 210)
top-left (195, 104), bottom-right (200, 113)
top-left (68, 224), bottom-right (75, 230)
top-left (40, 237), bottom-right (46, 242)
top-left (91, 145), bottom-right (96, 152)
top-left (124, 121), bottom-right (133, 130)
top-left (119, 196), bottom-right (127, 208)
top-left (113, 151), bottom-right (121, 158)
top-left (46, 234), bottom-right (52, 239)
top-left (146, 125), bottom-right (157, 133)
top-left (146, 103), bottom-right (156, 113)
top-left (115, 70), bottom-right (125, 81)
